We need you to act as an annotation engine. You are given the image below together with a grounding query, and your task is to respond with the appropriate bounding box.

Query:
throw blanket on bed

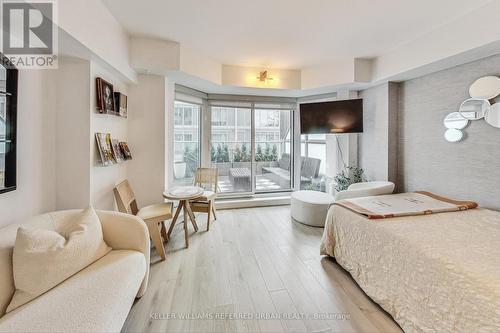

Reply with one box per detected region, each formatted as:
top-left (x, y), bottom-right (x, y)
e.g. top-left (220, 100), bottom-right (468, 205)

top-left (334, 191), bottom-right (477, 219)
top-left (319, 206), bottom-right (500, 333)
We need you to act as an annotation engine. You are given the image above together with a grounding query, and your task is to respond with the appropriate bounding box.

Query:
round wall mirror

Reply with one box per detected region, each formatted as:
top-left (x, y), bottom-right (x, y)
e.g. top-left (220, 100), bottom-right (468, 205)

top-left (443, 112), bottom-right (469, 129)
top-left (469, 76), bottom-right (500, 100)
top-left (444, 128), bottom-right (464, 142)
top-left (485, 103), bottom-right (500, 128)
top-left (458, 98), bottom-right (490, 120)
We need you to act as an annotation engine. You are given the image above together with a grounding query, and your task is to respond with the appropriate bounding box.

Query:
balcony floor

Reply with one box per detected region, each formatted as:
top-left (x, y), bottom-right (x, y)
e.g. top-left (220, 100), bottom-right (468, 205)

top-left (173, 174), bottom-right (289, 193)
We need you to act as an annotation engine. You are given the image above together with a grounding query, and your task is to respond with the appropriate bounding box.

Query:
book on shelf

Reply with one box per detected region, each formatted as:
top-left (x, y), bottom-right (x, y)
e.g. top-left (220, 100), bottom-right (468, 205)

top-left (95, 133), bottom-right (115, 166)
top-left (114, 92), bottom-right (128, 118)
top-left (119, 142), bottom-right (132, 160)
top-left (111, 139), bottom-right (124, 163)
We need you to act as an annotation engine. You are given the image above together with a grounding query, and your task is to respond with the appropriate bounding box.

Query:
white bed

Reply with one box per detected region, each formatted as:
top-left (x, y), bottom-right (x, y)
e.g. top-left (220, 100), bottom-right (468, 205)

top-left (320, 205), bottom-right (500, 333)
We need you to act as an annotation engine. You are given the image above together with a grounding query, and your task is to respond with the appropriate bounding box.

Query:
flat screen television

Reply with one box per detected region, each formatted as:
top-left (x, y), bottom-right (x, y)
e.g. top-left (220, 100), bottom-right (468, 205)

top-left (300, 99), bottom-right (363, 134)
top-left (0, 53), bottom-right (18, 194)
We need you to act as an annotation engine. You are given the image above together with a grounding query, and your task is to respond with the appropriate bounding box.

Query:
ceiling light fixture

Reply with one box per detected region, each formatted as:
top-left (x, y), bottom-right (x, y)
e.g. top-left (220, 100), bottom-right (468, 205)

top-left (257, 70), bottom-right (273, 82)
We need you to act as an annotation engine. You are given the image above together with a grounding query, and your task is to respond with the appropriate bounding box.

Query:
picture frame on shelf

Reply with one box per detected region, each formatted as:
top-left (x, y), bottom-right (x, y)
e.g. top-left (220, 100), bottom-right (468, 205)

top-left (114, 92), bottom-right (128, 118)
top-left (96, 77), bottom-right (117, 115)
top-left (95, 133), bottom-right (115, 166)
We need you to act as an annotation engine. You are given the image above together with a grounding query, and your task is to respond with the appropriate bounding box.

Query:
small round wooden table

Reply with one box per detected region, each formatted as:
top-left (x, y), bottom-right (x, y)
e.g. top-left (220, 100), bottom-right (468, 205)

top-left (163, 186), bottom-right (204, 248)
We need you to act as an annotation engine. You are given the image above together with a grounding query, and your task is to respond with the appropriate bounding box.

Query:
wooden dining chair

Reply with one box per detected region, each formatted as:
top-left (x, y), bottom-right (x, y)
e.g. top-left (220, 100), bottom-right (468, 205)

top-left (190, 168), bottom-right (219, 231)
top-left (113, 180), bottom-right (173, 261)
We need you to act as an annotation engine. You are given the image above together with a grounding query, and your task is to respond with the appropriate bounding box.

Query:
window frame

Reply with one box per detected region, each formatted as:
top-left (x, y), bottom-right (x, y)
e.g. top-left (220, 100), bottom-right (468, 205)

top-left (172, 100), bottom-right (202, 184)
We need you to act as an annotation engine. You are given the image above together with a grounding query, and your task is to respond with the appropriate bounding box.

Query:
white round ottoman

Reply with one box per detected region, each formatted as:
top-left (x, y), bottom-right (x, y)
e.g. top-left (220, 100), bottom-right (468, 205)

top-left (291, 190), bottom-right (335, 227)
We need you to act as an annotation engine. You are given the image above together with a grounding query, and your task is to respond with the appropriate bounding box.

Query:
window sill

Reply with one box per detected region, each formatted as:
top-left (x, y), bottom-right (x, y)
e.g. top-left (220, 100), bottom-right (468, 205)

top-left (215, 195), bottom-right (291, 210)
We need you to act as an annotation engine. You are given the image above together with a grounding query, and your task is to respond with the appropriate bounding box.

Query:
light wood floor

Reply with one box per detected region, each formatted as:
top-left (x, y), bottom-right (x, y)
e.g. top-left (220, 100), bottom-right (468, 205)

top-left (122, 205), bottom-right (402, 333)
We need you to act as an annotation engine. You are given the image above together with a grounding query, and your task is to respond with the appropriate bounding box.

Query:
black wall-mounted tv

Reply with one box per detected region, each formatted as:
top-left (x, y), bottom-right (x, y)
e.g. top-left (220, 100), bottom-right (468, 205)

top-left (0, 53), bottom-right (18, 194)
top-left (300, 99), bottom-right (363, 134)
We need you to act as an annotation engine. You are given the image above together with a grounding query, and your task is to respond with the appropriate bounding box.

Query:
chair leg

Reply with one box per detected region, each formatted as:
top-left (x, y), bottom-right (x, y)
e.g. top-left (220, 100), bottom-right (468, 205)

top-left (146, 220), bottom-right (166, 261)
top-left (207, 201), bottom-right (212, 231)
top-left (160, 221), bottom-right (168, 241)
top-left (211, 202), bottom-right (217, 221)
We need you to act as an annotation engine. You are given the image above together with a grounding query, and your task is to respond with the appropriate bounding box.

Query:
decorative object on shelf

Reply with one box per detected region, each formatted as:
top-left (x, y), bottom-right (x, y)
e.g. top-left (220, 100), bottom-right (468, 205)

top-left (0, 52), bottom-right (18, 194)
top-left (458, 98), bottom-right (489, 120)
top-left (444, 128), bottom-right (464, 143)
top-left (96, 77), bottom-right (116, 115)
top-left (443, 112), bottom-right (469, 129)
top-left (469, 76), bottom-right (500, 99)
top-left (114, 92), bottom-right (127, 118)
top-left (333, 166), bottom-right (366, 192)
top-left (119, 142), bottom-right (133, 160)
top-left (95, 133), bottom-right (114, 166)
top-left (444, 75), bottom-right (500, 142)
top-left (485, 103), bottom-right (500, 128)
top-left (111, 139), bottom-right (124, 163)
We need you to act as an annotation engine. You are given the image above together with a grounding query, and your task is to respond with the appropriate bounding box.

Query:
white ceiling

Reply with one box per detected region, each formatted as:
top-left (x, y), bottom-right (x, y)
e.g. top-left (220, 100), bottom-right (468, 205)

top-left (103, 0), bottom-right (492, 69)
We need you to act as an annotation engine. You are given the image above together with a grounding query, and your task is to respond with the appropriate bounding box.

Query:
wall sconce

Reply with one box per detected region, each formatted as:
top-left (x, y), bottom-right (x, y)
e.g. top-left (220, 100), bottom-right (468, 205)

top-left (257, 70), bottom-right (274, 82)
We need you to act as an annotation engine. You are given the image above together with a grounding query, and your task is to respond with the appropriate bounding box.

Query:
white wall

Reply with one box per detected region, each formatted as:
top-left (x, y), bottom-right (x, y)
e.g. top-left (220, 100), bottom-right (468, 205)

top-left (372, 1), bottom-right (500, 82)
top-left (130, 38), bottom-right (180, 73)
top-left (127, 74), bottom-right (167, 207)
top-left (0, 70), bottom-right (56, 227)
top-left (301, 59), bottom-right (355, 90)
top-left (180, 46), bottom-right (222, 84)
top-left (55, 58), bottom-right (91, 210)
top-left (90, 61), bottom-right (129, 211)
top-left (58, 0), bottom-right (136, 82)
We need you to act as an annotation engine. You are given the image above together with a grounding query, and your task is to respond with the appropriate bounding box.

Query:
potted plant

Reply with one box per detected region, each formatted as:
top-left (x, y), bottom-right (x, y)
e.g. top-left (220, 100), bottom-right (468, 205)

top-left (333, 166), bottom-right (366, 192)
top-left (174, 160), bottom-right (186, 179)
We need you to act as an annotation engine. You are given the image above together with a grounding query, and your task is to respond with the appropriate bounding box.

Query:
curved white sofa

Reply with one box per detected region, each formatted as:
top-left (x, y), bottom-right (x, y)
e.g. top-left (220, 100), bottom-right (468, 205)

top-left (0, 210), bottom-right (150, 333)
top-left (291, 190), bottom-right (335, 227)
top-left (334, 181), bottom-right (395, 201)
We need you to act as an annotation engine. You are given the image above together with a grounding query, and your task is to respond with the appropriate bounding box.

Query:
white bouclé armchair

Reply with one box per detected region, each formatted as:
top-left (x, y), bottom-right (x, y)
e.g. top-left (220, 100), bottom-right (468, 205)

top-left (334, 181), bottom-right (395, 201)
top-left (0, 210), bottom-right (150, 333)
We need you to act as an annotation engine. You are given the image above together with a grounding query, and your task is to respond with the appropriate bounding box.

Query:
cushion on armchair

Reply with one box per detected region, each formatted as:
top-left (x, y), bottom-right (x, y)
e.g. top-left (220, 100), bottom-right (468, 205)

top-left (7, 206), bottom-right (111, 312)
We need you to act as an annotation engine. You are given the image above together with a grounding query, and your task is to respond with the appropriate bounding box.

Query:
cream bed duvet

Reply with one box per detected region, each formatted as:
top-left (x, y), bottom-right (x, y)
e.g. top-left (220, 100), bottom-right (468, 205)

top-left (320, 205), bottom-right (500, 333)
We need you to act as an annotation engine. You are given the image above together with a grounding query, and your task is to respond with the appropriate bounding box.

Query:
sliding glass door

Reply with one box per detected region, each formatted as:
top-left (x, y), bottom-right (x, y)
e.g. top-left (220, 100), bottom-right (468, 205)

top-left (211, 106), bottom-right (252, 193)
top-left (254, 108), bottom-right (292, 193)
top-left (209, 104), bottom-right (293, 195)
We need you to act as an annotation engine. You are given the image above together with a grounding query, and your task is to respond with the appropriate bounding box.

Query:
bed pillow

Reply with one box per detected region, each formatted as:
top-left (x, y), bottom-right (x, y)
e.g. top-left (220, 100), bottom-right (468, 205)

top-left (6, 206), bottom-right (111, 312)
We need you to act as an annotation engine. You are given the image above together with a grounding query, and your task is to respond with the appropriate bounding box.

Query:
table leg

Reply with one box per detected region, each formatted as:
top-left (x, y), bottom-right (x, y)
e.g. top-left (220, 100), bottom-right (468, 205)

top-left (183, 201), bottom-right (189, 248)
top-left (185, 201), bottom-right (198, 232)
top-left (167, 201), bottom-right (183, 239)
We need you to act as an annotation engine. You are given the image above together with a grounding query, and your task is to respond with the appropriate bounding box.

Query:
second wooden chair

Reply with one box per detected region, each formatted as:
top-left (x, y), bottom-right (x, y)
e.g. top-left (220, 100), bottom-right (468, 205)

top-left (189, 168), bottom-right (219, 231)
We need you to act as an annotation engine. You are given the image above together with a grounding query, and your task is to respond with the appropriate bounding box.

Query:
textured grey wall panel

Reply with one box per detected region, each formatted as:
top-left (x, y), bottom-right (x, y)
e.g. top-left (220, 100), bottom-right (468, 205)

top-left (398, 54), bottom-right (500, 209)
top-left (359, 83), bottom-right (399, 186)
